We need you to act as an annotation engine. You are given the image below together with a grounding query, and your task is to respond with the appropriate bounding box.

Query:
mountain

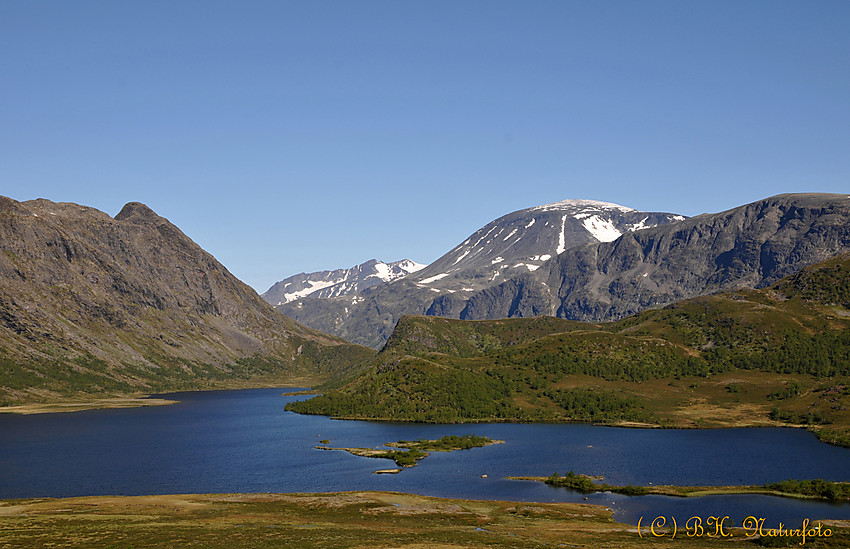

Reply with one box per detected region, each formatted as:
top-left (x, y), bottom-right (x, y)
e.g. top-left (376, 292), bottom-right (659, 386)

top-left (410, 199), bottom-right (684, 292)
top-left (0, 197), bottom-right (373, 404)
top-left (285, 253), bottom-right (850, 446)
top-left (277, 199), bottom-right (684, 347)
top-left (482, 192), bottom-right (850, 322)
top-left (280, 193), bottom-right (850, 348)
top-left (262, 259), bottom-right (426, 306)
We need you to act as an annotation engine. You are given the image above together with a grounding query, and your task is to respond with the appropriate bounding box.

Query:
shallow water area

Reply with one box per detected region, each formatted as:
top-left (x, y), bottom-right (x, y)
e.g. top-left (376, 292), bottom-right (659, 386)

top-left (1, 388), bottom-right (848, 527)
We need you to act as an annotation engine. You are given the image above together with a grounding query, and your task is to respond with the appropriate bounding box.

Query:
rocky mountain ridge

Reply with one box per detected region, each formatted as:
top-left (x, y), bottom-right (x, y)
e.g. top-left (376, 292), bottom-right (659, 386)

top-left (262, 259), bottom-right (425, 306)
top-left (278, 193), bottom-right (850, 348)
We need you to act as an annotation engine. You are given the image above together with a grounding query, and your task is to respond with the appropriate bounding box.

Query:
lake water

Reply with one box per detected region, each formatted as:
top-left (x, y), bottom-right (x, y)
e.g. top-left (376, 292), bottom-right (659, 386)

top-left (1, 388), bottom-right (849, 527)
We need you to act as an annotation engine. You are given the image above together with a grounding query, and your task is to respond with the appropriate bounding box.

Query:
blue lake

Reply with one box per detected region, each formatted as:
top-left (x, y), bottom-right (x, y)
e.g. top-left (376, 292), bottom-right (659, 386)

top-left (1, 387), bottom-right (849, 527)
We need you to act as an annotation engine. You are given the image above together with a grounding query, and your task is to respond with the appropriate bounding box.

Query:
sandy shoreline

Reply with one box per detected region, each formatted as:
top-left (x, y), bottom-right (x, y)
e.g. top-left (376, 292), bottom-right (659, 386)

top-left (0, 396), bottom-right (179, 415)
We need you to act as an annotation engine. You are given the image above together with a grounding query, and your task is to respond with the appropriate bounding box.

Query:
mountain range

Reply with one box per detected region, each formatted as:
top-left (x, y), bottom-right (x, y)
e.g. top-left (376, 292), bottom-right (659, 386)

top-left (0, 197), bottom-right (373, 404)
top-left (262, 259), bottom-right (425, 306)
top-left (276, 193), bottom-right (850, 348)
top-left (4, 192), bottom-right (850, 410)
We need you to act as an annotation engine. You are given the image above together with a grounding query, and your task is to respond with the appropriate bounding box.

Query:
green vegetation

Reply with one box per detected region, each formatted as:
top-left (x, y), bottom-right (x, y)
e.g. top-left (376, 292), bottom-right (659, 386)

top-left (765, 479), bottom-right (850, 501)
top-left (391, 433), bottom-right (498, 452)
top-left (318, 434), bottom-right (501, 468)
top-left (537, 472), bottom-right (850, 502)
top-left (545, 471), bottom-right (650, 496)
top-left (543, 388), bottom-right (649, 422)
top-left (769, 407), bottom-right (831, 425)
top-left (286, 255), bottom-right (850, 440)
top-left (768, 382), bottom-right (801, 400)
top-left (816, 427), bottom-right (850, 448)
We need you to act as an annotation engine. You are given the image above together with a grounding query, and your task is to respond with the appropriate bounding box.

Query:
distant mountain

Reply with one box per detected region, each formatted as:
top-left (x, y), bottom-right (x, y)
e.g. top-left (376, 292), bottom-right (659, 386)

top-left (277, 199), bottom-right (684, 347)
top-left (0, 197), bottom-right (373, 404)
top-left (279, 193), bottom-right (850, 349)
top-left (481, 192), bottom-right (850, 322)
top-left (262, 259), bottom-right (426, 306)
top-left (410, 199), bottom-right (684, 292)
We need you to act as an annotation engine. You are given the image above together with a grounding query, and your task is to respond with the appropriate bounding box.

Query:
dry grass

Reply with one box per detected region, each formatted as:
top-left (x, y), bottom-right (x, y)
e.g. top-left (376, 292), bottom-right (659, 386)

top-left (0, 491), bottom-right (779, 548)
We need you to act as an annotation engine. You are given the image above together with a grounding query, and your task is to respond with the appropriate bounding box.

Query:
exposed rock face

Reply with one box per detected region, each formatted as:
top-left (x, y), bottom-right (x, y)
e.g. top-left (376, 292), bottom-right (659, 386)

top-left (478, 193), bottom-right (850, 321)
top-left (0, 197), bottom-right (367, 402)
top-left (262, 259), bottom-right (426, 306)
top-left (409, 199), bottom-right (683, 292)
top-left (278, 199), bottom-right (683, 347)
top-left (279, 193), bottom-right (850, 349)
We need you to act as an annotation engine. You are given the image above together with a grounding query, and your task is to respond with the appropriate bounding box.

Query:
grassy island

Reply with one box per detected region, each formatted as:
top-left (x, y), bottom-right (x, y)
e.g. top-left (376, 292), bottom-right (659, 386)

top-left (510, 471), bottom-right (850, 502)
top-left (316, 434), bottom-right (502, 468)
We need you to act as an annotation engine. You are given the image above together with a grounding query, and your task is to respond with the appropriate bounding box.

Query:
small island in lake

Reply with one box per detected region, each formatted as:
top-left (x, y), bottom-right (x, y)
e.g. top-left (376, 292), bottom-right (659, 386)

top-left (316, 434), bottom-right (503, 469)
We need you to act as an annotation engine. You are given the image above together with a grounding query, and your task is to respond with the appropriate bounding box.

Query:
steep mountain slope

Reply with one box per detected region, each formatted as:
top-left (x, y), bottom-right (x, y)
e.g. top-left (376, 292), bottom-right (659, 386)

top-left (473, 192), bottom-right (850, 322)
top-left (286, 253), bottom-right (850, 444)
top-left (278, 199), bottom-right (683, 347)
top-left (0, 197), bottom-right (373, 404)
top-left (262, 259), bottom-right (425, 306)
top-left (410, 199), bottom-right (683, 291)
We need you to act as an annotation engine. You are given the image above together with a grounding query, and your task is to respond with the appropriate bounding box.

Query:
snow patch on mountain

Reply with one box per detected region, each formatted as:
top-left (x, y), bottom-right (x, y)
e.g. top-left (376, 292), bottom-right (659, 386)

top-left (556, 215), bottom-right (568, 254)
top-left (419, 272), bottom-right (451, 284)
top-left (531, 198), bottom-right (636, 213)
top-left (581, 215), bottom-right (622, 242)
top-left (263, 259), bottom-right (426, 305)
top-left (279, 280), bottom-right (338, 305)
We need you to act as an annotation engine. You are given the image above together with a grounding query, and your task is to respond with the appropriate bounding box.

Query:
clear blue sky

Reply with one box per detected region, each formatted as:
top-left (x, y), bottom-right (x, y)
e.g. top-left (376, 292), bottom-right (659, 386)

top-left (2, 1), bottom-right (848, 292)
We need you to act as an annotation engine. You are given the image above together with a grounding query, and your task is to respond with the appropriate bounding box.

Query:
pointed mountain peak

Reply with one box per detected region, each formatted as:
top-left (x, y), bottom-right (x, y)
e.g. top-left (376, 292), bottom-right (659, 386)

top-left (114, 202), bottom-right (162, 223)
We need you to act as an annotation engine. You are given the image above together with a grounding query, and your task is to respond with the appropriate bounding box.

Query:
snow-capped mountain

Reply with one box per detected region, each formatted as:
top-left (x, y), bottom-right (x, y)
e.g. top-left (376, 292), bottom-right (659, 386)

top-left (262, 259), bottom-right (426, 306)
top-left (410, 199), bottom-right (684, 292)
top-left (277, 198), bottom-right (684, 347)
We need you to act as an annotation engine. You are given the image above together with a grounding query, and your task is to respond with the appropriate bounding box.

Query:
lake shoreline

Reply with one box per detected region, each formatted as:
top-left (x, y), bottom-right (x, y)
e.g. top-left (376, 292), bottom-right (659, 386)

top-left (508, 475), bottom-right (850, 502)
top-left (0, 380), bottom-right (318, 415)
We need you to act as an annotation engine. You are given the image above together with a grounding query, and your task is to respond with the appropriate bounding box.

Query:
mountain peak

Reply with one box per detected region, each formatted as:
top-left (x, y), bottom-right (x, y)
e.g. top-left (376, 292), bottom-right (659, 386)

top-left (529, 198), bottom-right (637, 213)
top-left (114, 202), bottom-right (162, 223)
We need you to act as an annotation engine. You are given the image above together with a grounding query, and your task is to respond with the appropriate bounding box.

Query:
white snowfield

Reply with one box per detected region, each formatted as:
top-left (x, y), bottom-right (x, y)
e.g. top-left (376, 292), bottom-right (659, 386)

top-left (580, 215), bottom-right (622, 242)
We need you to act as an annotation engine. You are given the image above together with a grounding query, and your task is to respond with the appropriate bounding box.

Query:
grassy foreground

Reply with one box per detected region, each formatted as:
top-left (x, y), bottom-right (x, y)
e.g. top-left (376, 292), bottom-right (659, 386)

top-left (3, 491), bottom-right (848, 548)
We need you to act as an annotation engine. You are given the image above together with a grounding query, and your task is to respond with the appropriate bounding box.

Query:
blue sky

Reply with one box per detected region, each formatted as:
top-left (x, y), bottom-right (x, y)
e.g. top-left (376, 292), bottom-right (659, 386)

top-left (2, 1), bottom-right (848, 292)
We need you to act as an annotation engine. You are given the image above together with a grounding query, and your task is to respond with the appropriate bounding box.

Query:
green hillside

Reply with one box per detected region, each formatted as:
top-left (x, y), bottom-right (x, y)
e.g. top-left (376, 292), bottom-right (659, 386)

top-left (286, 254), bottom-right (850, 445)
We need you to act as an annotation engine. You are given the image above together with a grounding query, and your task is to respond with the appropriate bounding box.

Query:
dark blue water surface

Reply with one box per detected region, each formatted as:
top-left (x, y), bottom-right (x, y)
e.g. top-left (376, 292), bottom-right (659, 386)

top-left (1, 388), bottom-right (849, 527)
